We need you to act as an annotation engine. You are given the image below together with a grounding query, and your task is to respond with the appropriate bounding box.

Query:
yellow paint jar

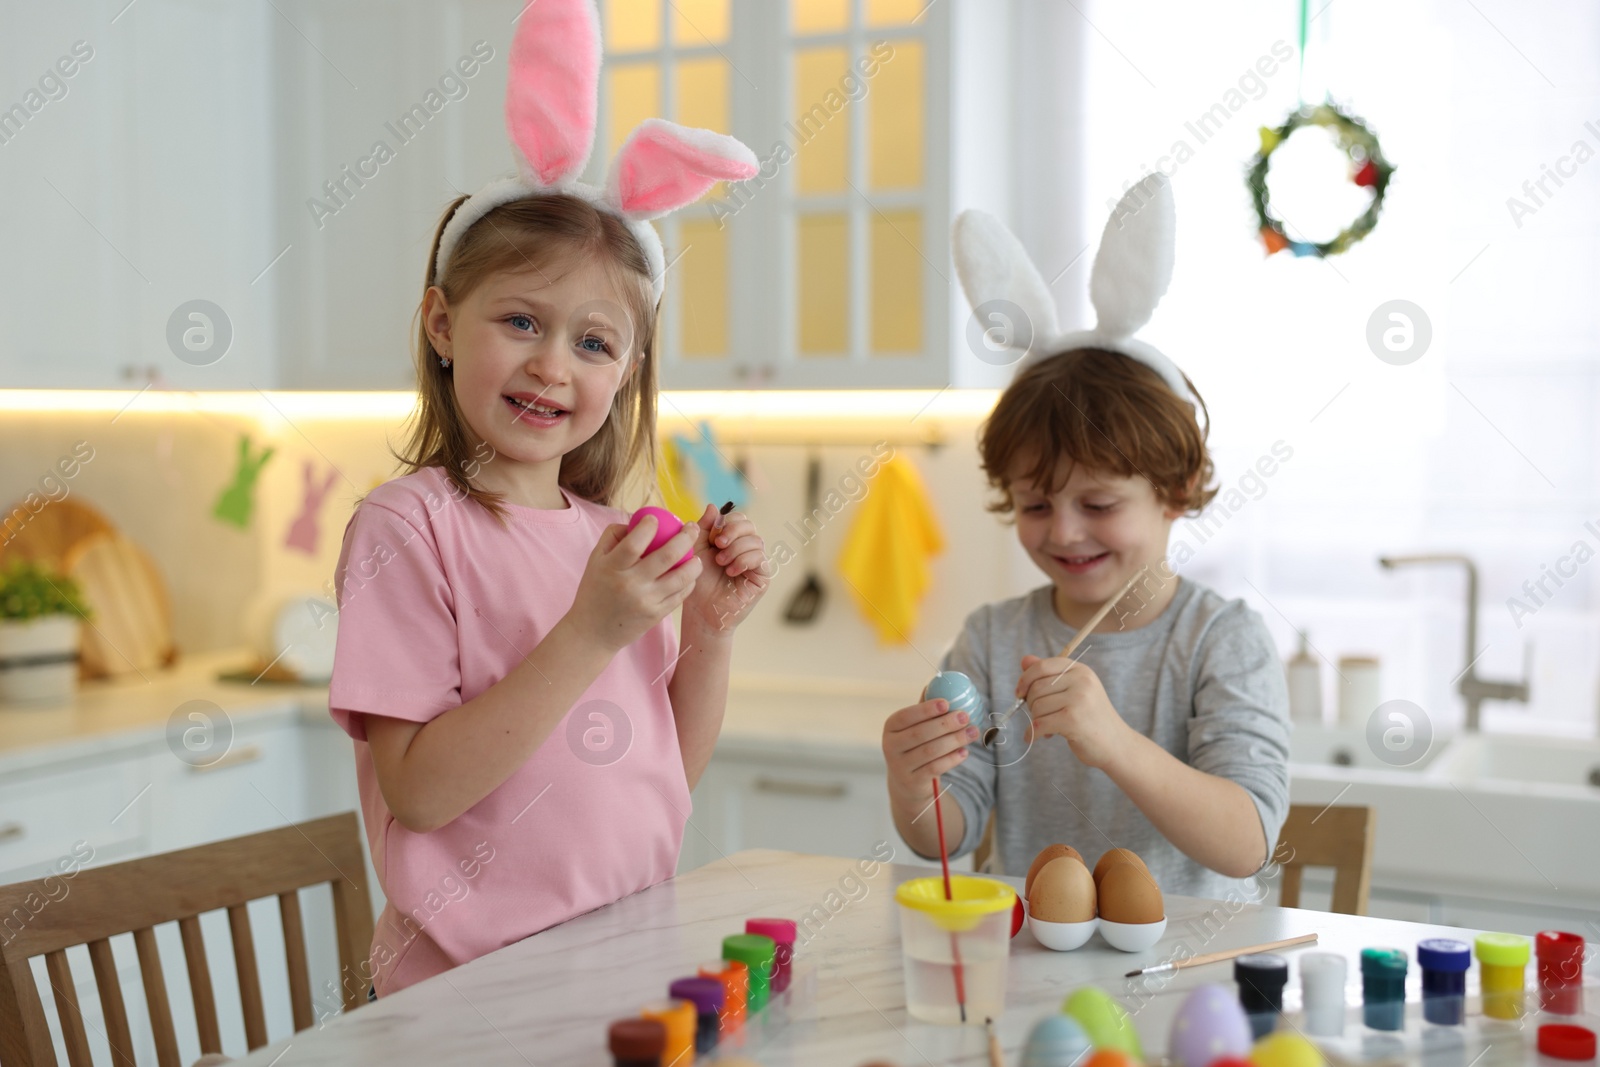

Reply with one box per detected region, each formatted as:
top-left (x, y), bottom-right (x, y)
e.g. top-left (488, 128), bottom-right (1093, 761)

top-left (1475, 932), bottom-right (1531, 1020)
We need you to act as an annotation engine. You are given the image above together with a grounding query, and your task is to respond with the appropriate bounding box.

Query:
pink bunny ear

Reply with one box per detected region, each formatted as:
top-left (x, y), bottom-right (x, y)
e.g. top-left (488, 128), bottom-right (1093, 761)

top-left (605, 119), bottom-right (760, 220)
top-left (505, 0), bottom-right (601, 187)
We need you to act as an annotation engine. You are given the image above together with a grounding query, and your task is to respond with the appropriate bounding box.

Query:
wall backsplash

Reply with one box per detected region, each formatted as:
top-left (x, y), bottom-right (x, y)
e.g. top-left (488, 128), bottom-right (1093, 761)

top-left (2, 391), bottom-right (1596, 738)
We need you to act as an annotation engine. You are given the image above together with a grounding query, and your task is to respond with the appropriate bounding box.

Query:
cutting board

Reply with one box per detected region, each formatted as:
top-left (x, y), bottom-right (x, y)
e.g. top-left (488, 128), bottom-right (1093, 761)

top-left (62, 531), bottom-right (178, 678)
top-left (0, 498), bottom-right (116, 571)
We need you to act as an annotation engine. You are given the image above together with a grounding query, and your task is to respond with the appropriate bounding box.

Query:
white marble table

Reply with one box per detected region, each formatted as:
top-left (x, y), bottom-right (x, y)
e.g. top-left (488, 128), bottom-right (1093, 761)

top-left (231, 849), bottom-right (1592, 1066)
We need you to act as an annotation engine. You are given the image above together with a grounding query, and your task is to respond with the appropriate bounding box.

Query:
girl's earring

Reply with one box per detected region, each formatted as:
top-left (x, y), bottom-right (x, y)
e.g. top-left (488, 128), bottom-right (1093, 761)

top-left (439, 353), bottom-right (452, 368)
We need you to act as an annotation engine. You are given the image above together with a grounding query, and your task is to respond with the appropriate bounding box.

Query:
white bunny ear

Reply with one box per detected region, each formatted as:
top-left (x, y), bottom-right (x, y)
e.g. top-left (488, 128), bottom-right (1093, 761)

top-left (504, 0), bottom-right (601, 187)
top-left (1089, 173), bottom-right (1175, 341)
top-left (952, 209), bottom-right (1061, 355)
top-left (604, 119), bottom-right (760, 220)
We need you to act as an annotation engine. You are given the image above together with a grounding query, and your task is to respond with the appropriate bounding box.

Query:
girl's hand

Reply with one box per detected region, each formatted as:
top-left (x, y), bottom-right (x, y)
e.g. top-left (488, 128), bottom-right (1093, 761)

top-left (566, 516), bottom-right (703, 653)
top-left (1015, 654), bottom-right (1134, 770)
top-left (682, 504), bottom-right (770, 635)
top-left (882, 698), bottom-right (980, 806)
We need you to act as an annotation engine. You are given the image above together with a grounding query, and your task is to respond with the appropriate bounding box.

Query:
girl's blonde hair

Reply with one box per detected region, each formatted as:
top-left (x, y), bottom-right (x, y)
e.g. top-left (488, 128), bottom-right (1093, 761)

top-left (392, 193), bottom-right (660, 524)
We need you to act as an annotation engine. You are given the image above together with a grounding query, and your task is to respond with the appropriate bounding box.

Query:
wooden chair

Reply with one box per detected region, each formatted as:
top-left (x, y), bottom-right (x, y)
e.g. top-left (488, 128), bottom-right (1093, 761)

top-left (1273, 803), bottom-right (1376, 915)
top-left (0, 812), bottom-right (375, 1067)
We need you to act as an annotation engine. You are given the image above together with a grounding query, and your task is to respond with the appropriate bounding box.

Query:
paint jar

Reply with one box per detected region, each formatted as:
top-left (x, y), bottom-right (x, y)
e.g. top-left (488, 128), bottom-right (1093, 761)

top-left (895, 875), bottom-right (1015, 1025)
top-left (1475, 933), bottom-right (1531, 1021)
top-left (669, 977), bottom-right (726, 1055)
top-left (746, 918), bottom-right (798, 995)
top-left (1417, 938), bottom-right (1470, 1026)
top-left (639, 999), bottom-right (696, 1066)
top-left (1537, 931), bottom-right (1585, 1016)
top-left (722, 934), bottom-right (776, 1013)
top-left (698, 958), bottom-right (748, 1028)
top-left (608, 1018), bottom-right (666, 1067)
top-left (1299, 952), bottom-right (1348, 1037)
top-left (1360, 948), bottom-right (1408, 1031)
top-left (1235, 954), bottom-right (1289, 1039)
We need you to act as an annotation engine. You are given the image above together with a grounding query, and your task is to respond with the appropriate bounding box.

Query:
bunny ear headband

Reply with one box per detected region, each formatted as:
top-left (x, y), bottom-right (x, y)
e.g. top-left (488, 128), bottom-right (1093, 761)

top-left (433, 0), bottom-right (760, 304)
top-left (952, 173), bottom-right (1196, 406)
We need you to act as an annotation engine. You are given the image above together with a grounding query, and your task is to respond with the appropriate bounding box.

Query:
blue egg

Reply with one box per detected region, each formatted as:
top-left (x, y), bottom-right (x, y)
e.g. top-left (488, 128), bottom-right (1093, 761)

top-left (1021, 1014), bottom-right (1093, 1067)
top-left (923, 670), bottom-right (987, 719)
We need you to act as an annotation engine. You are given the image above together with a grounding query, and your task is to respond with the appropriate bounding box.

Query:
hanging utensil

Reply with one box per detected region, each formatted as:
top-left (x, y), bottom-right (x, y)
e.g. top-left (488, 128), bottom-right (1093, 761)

top-left (782, 454), bottom-right (826, 624)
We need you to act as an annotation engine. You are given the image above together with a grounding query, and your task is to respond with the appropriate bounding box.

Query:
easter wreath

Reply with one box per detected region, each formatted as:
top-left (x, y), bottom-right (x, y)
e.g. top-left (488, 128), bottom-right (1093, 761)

top-left (1247, 101), bottom-right (1395, 257)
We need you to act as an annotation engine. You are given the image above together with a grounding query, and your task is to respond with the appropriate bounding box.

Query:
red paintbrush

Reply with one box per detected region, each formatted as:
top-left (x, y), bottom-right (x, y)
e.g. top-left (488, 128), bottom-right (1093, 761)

top-left (932, 776), bottom-right (968, 1024)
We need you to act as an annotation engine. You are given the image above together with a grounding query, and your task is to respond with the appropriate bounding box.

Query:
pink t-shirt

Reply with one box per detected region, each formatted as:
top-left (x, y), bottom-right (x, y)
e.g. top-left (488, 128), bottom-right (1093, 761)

top-left (327, 465), bottom-right (689, 995)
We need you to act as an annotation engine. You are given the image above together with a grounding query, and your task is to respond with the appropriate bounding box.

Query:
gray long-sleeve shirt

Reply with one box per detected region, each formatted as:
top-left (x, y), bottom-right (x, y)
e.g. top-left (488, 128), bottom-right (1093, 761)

top-left (927, 578), bottom-right (1291, 902)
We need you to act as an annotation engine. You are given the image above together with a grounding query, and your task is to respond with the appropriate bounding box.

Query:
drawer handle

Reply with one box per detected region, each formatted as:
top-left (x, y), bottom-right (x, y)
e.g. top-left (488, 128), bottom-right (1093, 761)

top-left (0, 822), bottom-right (23, 844)
top-left (188, 742), bottom-right (264, 774)
top-left (752, 777), bottom-right (847, 799)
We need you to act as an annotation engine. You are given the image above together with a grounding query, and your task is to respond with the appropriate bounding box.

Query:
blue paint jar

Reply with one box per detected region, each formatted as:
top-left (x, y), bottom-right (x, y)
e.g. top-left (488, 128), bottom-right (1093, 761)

top-left (1417, 938), bottom-right (1471, 1025)
top-left (1361, 947), bottom-right (1409, 1031)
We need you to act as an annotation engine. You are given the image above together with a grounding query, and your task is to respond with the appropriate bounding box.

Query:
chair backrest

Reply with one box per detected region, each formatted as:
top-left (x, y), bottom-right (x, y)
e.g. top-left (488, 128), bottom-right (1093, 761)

top-left (1274, 803), bottom-right (1376, 915)
top-left (0, 812), bottom-right (375, 1067)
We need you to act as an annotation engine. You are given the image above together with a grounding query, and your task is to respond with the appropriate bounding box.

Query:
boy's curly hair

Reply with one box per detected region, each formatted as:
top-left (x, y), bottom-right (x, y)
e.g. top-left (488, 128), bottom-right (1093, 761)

top-left (979, 348), bottom-right (1217, 517)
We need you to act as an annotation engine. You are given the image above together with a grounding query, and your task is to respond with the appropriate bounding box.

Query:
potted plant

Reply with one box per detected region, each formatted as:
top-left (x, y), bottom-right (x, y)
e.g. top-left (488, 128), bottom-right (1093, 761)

top-left (0, 559), bottom-right (90, 705)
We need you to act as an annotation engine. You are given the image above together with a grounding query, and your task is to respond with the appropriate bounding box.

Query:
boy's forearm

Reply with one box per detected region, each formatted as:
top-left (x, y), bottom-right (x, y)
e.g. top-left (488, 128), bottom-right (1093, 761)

top-left (667, 619), bottom-right (735, 791)
top-left (390, 616), bottom-right (614, 831)
top-left (1102, 731), bottom-right (1269, 879)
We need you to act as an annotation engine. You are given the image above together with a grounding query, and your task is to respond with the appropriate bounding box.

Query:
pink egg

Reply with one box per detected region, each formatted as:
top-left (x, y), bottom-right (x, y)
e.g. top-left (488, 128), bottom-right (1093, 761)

top-left (627, 506), bottom-right (695, 569)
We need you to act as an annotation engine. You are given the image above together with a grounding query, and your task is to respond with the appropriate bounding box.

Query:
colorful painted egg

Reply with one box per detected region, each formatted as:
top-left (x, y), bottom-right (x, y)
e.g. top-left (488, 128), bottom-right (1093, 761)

top-left (1169, 984), bottom-right (1253, 1067)
top-left (923, 670), bottom-right (987, 719)
top-left (1063, 987), bottom-right (1143, 1059)
top-left (1021, 1014), bottom-right (1093, 1067)
top-left (1249, 1032), bottom-right (1325, 1067)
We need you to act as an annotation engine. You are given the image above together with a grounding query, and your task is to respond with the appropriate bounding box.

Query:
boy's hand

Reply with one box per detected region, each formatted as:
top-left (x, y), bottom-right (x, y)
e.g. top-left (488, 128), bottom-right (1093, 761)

top-left (1015, 654), bottom-right (1134, 770)
top-left (883, 698), bottom-right (980, 805)
top-left (682, 504), bottom-right (770, 636)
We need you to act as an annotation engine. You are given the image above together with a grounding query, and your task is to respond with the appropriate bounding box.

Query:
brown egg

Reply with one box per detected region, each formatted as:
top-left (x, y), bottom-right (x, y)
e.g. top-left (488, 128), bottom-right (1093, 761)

top-left (1025, 844), bottom-right (1085, 899)
top-left (1097, 860), bottom-right (1164, 923)
top-left (1027, 856), bottom-right (1097, 923)
top-left (1092, 847), bottom-right (1149, 887)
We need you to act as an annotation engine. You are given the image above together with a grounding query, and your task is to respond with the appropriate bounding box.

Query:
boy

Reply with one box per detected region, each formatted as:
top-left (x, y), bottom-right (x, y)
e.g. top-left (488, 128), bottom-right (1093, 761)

top-left (882, 348), bottom-right (1291, 897)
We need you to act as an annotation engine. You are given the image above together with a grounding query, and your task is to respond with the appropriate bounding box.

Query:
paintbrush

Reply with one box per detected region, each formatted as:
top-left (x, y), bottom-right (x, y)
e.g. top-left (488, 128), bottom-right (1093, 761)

top-left (1124, 932), bottom-right (1319, 978)
top-left (982, 564), bottom-right (1153, 746)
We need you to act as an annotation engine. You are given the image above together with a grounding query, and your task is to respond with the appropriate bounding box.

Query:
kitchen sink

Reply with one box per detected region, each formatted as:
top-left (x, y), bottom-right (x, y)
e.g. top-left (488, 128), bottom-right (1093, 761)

top-left (1432, 732), bottom-right (1600, 790)
top-left (1288, 727), bottom-right (1600, 907)
top-left (1288, 722), bottom-right (1446, 773)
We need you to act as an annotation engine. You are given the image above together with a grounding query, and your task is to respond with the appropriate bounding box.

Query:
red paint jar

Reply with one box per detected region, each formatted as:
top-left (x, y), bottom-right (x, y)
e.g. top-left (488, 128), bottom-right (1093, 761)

top-left (1537, 930), bottom-right (1585, 1015)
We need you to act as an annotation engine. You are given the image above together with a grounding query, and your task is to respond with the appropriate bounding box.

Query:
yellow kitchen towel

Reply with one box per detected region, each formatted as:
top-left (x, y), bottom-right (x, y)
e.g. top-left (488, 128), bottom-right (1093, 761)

top-left (656, 437), bottom-right (700, 520)
top-left (836, 454), bottom-right (944, 644)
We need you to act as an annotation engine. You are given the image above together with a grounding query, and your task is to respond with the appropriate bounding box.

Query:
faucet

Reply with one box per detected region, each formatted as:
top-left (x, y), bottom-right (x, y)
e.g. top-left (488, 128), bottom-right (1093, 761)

top-left (1378, 554), bottom-right (1531, 732)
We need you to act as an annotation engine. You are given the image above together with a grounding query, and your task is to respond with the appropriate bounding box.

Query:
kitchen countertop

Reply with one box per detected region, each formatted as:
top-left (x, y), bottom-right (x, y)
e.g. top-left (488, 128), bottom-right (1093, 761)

top-left (224, 848), bottom-right (1590, 1066)
top-left (0, 649), bottom-right (329, 772)
top-left (0, 653), bottom-right (897, 772)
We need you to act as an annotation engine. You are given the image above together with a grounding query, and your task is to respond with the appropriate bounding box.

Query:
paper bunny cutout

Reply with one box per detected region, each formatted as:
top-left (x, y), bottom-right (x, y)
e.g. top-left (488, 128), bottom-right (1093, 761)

top-left (952, 173), bottom-right (1195, 406)
top-left (212, 434), bottom-right (274, 529)
top-left (433, 0), bottom-right (760, 304)
top-left (285, 461), bottom-right (338, 555)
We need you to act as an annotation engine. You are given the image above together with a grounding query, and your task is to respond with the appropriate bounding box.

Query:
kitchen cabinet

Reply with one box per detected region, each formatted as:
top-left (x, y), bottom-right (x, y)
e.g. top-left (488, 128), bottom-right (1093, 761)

top-left (3, 0), bottom-right (1020, 391)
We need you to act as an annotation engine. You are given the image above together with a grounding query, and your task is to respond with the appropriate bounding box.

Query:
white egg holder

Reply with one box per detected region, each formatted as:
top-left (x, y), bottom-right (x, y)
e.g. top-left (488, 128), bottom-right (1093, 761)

top-left (1027, 912), bottom-right (1169, 953)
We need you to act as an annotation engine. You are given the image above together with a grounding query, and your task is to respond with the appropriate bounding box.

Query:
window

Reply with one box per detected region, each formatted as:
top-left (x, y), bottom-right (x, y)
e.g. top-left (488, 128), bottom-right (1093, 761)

top-left (597, 0), bottom-right (951, 387)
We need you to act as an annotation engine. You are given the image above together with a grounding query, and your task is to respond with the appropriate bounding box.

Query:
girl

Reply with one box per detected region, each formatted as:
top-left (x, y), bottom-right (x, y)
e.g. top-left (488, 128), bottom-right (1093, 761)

top-left (882, 177), bottom-right (1291, 900)
top-left (327, 0), bottom-right (767, 997)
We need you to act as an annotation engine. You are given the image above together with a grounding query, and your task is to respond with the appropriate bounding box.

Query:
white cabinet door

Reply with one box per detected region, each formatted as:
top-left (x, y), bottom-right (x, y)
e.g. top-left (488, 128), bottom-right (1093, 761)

top-left (0, 0), bottom-right (279, 390)
top-left (0, 750), bottom-right (151, 884)
top-left (689, 750), bottom-right (895, 862)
